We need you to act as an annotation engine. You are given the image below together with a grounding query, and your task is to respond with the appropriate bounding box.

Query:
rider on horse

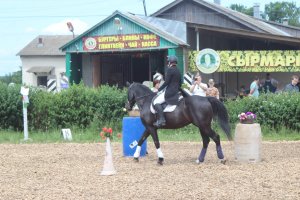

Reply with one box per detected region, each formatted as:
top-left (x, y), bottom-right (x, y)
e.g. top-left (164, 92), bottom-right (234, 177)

top-left (152, 55), bottom-right (182, 128)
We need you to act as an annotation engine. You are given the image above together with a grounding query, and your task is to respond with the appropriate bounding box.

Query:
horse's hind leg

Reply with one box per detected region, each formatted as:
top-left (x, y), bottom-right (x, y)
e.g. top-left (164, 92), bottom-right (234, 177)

top-left (197, 130), bottom-right (210, 163)
top-left (208, 128), bottom-right (226, 164)
top-left (133, 130), bottom-right (150, 162)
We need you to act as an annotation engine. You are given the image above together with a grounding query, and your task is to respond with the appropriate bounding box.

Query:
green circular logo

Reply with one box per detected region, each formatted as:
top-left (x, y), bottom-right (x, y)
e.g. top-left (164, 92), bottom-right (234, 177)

top-left (84, 37), bottom-right (97, 50)
top-left (195, 49), bottom-right (220, 74)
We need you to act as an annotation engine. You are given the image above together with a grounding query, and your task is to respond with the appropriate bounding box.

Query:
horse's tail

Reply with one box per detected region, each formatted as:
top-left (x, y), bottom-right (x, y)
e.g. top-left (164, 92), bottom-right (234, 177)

top-left (207, 97), bottom-right (232, 141)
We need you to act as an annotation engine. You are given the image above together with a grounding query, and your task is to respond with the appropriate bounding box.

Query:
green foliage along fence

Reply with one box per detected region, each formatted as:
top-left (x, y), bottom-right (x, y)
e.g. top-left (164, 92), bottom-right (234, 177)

top-left (1, 82), bottom-right (300, 132)
top-left (0, 82), bottom-right (23, 130)
top-left (225, 92), bottom-right (300, 130)
top-left (0, 83), bottom-right (127, 131)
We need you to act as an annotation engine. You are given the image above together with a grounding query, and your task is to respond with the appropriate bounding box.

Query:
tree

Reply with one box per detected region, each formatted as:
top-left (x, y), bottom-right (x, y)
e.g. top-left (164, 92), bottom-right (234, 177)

top-left (230, 4), bottom-right (253, 16)
top-left (11, 70), bottom-right (22, 84)
top-left (230, 4), bottom-right (266, 19)
top-left (265, 1), bottom-right (300, 27)
top-left (0, 67), bottom-right (22, 84)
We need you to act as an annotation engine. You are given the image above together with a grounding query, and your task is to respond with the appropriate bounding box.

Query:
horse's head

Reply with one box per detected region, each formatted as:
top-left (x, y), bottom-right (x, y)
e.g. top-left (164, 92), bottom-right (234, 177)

top-left (125, 82), bottom-right (153, 111)
top-left (125, 82), bottom-right (136, 111)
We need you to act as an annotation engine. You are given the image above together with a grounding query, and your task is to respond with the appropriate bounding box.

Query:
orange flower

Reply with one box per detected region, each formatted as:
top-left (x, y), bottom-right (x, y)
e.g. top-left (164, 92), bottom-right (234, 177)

top-left (100, 127), bottom-right (114, 140)
top-left (117, 133), bottom-right (122, 138)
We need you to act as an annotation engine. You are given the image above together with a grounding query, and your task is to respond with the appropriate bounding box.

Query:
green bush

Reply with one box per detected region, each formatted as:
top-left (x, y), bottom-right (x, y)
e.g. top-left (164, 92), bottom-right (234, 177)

top-left (0, 82), bottom-right (23, 130)
top-left (225, 92), bottom-right (300, 130)
top-left (52, 84), bottom-right (127, 130)
top-left (2, 82), bottom-right (299, 132)
top-left (0, 83), bottom-right (127, 131)
top-left (94, 85), bottom-right (127, 122)
top-left (52, 83), bottom-right (97, 129)
top-left (27, 87), bottom-right (57, 130)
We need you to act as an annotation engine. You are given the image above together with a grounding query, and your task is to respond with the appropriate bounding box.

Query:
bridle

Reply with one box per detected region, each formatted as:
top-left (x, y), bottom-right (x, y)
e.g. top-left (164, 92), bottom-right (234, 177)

top-left (128, 92), bottom-right (153, 108)
top-left (127, 84), bottom-right (154, 110)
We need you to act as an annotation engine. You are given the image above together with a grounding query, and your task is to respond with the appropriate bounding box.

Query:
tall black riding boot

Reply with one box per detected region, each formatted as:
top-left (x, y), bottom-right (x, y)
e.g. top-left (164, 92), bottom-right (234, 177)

top-left (153, 104), bottom-right (166, 128)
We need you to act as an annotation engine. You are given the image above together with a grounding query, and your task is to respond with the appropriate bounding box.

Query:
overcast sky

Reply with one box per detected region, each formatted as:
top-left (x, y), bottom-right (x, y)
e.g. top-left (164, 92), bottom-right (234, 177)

top-left (0, 0), bottom-right (299, 76)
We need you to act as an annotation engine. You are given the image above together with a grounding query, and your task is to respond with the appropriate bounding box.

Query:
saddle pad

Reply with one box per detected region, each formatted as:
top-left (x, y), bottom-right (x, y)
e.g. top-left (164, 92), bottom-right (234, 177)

top-left (150, 104), bottom-right (177, 114)
top-left (150, 96), bottom-right (183, 114)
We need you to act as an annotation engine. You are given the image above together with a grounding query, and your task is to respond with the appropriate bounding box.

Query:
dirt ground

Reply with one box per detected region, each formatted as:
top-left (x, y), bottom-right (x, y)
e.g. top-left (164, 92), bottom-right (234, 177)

top-left (0, 141), bottom-right (299, 200)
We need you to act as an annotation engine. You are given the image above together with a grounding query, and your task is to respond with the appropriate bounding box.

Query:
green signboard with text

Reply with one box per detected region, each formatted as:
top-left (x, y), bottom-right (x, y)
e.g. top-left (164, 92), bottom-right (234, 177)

top-left (189, 50), bottom-right (300, 72)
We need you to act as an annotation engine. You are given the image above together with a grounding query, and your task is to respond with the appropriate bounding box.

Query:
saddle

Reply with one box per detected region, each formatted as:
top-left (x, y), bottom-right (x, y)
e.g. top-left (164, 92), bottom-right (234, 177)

top-left (150, 94), bottom-right (183, 114)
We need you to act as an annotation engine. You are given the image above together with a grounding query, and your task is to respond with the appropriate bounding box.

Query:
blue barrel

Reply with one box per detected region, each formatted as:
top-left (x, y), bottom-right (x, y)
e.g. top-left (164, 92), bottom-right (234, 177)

top-left (122, 117), bottom-right (147, 157)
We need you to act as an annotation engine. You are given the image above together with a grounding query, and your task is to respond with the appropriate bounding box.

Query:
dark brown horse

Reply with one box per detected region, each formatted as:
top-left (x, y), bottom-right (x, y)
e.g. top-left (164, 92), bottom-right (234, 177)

top-left (125, 82), bottom-right (232, 165)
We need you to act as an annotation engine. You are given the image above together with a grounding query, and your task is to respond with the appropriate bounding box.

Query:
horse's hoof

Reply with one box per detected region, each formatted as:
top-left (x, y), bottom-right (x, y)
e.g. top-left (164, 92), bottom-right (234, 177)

top-left (133, 157), bottom-right (139, 162)
top-left (196, 159), bottom-right (204, 164)
top-left (157, 157), bottom-right (164, 165)
top-left (220, 159), bottom-right (227, 165)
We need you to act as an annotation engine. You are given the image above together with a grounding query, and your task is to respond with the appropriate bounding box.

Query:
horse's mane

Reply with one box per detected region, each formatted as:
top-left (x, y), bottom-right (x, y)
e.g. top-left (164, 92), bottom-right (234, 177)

top-left (132, 82), bottom-right (154, 94)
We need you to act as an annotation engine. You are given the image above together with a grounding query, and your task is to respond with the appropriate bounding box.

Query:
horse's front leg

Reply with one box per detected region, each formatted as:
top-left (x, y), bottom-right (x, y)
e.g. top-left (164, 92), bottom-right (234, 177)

top-left (149, 127), bottom-right (164, 165)
top-left (133, 130), bottom-right (150, 162)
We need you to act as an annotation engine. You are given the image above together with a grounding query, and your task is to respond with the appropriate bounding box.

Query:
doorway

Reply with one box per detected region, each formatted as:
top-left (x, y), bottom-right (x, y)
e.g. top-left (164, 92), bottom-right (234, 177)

top-left (131, 54), bottom-right (149, 83)
top-left (37, 76), bottom-right (47, 86)
top-left (100, 54), bottom-right (131, 87)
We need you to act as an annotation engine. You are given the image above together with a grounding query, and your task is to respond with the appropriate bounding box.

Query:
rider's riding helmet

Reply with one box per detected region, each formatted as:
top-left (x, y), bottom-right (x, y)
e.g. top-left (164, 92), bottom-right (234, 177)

top-left (167, 55), bottom-right (178, 64)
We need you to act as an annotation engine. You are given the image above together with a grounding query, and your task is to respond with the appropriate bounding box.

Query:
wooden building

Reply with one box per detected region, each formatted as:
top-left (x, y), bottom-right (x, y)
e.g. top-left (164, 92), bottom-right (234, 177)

top-left (152, 0), bottom-right (300, 96)
top-left (61, 0), bottom-right (300, 97)
top-left (60, 10), bottom-right (188, 87)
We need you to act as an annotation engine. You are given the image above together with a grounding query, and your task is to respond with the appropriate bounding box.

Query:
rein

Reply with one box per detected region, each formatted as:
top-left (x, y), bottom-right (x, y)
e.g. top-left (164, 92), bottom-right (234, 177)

top-left (135, 93), bottom-right (153, 101)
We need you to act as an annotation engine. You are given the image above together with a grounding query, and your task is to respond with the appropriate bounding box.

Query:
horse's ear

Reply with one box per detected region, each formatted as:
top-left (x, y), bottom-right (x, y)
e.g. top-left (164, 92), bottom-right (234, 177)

top-left (126, 81), bottom-right (131, 87)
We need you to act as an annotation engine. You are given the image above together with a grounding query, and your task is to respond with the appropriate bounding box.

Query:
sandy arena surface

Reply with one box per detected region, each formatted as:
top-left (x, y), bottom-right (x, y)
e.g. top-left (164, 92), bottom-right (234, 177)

top-left (0, 141), bottom-right (299, 200)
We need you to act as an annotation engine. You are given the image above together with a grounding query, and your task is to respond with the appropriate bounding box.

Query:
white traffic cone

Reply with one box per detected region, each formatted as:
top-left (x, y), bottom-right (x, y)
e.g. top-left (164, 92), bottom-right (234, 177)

top-left (101, 138), bottom-right (117, 176)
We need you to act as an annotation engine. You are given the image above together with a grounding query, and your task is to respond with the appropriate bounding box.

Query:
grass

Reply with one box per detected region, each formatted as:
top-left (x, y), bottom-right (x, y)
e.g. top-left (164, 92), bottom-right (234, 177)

top-left (0, 124), bottom-right (299, 144)
top-left (0, 129), bottom-right (113, 144)
top-left (260, 126), bottom-right (300, 141)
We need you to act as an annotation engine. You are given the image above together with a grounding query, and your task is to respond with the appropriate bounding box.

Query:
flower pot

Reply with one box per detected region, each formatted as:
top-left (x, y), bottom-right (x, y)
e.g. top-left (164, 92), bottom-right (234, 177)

top-left (241, 118), bottom-right (254, 124)
top-left (234, 123), bottom-right (262, 162)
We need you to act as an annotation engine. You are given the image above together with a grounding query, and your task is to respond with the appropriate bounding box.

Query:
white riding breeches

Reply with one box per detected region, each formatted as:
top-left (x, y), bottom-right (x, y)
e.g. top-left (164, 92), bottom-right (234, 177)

top-left (153, 91), bottom-right (165, 105)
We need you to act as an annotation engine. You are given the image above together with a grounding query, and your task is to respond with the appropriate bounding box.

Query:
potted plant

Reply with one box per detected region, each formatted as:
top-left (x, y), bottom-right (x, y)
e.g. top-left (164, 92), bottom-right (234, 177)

top-left (238, 112), bottom-right (256, 124)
